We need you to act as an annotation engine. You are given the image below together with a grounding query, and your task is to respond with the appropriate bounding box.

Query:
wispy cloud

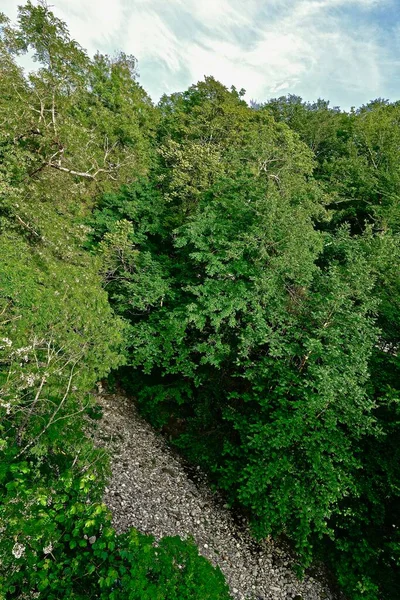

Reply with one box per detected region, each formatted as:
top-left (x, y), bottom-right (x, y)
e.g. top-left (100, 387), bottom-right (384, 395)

top-left (3, 0), bottom-right (399, 109)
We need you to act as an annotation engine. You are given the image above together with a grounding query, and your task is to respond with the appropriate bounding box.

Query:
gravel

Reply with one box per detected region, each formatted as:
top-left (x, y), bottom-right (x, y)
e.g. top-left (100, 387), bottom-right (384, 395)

top-left (93, 391), bottom-right (341, 600)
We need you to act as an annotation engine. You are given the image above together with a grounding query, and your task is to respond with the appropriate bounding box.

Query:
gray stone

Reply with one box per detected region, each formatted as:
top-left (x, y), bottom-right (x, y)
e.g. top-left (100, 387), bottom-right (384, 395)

top-left (92, 393), bottom-right (339, 600)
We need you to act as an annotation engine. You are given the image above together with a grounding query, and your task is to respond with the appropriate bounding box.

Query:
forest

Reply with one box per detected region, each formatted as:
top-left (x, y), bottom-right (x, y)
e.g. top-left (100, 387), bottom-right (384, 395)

top-left (0, 2), bottom-right (399, 599)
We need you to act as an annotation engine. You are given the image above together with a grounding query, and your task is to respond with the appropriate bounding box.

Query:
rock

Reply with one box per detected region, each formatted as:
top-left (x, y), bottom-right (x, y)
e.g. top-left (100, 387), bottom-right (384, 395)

top-left (93, 393), bottom-right (338, 600)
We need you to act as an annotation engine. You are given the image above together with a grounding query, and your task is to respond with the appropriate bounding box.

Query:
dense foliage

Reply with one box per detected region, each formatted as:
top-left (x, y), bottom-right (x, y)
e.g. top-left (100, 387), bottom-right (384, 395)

top-left (1, 3), bottom-right (400, 600)
top-left (94, 79), bottom-right (400, 600)
top-left (0, 4), bottom-right (230, 599)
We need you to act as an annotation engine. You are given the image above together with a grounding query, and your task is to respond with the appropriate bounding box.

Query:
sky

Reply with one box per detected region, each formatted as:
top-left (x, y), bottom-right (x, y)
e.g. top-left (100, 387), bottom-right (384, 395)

top-left (2, 0), bottom-right (400, 110)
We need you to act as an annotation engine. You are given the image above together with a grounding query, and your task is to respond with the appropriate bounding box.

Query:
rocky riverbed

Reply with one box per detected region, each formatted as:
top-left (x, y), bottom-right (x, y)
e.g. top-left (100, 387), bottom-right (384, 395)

top-left (93, 391), bottom-right (341, 600)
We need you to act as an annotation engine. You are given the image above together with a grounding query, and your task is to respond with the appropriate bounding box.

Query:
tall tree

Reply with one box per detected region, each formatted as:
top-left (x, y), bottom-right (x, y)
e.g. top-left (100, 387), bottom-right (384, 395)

top-left (93, 81), bottom-right (379, 568)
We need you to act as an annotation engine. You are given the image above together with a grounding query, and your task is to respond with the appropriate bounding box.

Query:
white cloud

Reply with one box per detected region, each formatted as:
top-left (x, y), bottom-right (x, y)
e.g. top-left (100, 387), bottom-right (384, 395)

top-left (120, 0), bottom-right (393, 107)
top-left (1, 1), bottom-right (20, 21)
top-left (51, 0), bottom-right (125, 55)
top-left (2, 0), bottom-right (397, 109)
top-left (126, 8), bottom-right (182, 71)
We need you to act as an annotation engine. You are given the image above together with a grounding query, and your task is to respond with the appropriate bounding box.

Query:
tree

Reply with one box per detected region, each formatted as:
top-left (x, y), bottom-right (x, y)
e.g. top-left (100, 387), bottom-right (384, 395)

top-left (92, 81), bottom-right (379, 567)
top-left (0, 6), bottom-right (230, 599)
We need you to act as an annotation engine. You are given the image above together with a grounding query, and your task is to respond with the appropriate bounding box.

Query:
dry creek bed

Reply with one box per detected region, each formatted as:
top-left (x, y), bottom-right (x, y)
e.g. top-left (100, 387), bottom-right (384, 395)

top-left (93, 392), bottom-right (343, 600)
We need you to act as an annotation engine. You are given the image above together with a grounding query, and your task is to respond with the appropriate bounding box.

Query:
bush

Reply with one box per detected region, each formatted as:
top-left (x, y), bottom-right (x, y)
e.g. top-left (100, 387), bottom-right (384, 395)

top-left (0, 449), bottom-right (231, 600)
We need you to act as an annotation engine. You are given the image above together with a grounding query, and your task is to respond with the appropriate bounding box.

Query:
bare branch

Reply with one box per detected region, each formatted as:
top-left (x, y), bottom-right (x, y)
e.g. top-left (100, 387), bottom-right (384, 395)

top-left (51, 91), bottom-right (57, 135)
top-left (14, 214), bottom-right (41, 238)
top-left (16, 363), bottom-right (77, 458)
top-left (16, 375), bottom-right (47, 445)
top-left (48, 162), bottom-right (114, 179)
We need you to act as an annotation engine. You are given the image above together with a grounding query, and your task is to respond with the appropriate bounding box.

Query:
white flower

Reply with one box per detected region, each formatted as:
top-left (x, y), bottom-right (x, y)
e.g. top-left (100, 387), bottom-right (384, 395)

top-left (0, 402), bottom-right (11, 415)
top-left (25, 374), bottom-right (36, 387)
top-left (12, 543), bottom-right (25, 559)
top-left (0, 338), bottom-right (12, 348)
top-left (43, 543), bottom-right (53, 555)
top-left (19, 373), bottom-right (39, 387)
top-left (15, 346), bottom-right (32, 356)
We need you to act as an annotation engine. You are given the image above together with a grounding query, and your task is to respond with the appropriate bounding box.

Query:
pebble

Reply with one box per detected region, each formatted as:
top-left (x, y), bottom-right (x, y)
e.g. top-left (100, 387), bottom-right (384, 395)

top-left (93, 392), bottom-right (341, 600)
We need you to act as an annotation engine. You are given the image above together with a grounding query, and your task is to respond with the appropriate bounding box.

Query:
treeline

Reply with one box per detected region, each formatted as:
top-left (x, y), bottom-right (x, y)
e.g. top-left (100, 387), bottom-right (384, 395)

top-left (0, 3), bottom-right (230, 599)
top-left (1, 2), bottom-right (399, 600)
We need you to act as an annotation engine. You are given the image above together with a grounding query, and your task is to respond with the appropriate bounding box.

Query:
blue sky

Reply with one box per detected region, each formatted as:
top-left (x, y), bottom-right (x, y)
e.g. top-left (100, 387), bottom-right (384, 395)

top-left (3, 0), bottom-right (400, 109)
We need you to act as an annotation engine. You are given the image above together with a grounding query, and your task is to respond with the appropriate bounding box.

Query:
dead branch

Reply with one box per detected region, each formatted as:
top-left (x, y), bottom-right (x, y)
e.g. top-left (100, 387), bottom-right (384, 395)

top-left (14, 214), bottom-right (41, 238)
top-left (16, 363), bottom-right (77, 458)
